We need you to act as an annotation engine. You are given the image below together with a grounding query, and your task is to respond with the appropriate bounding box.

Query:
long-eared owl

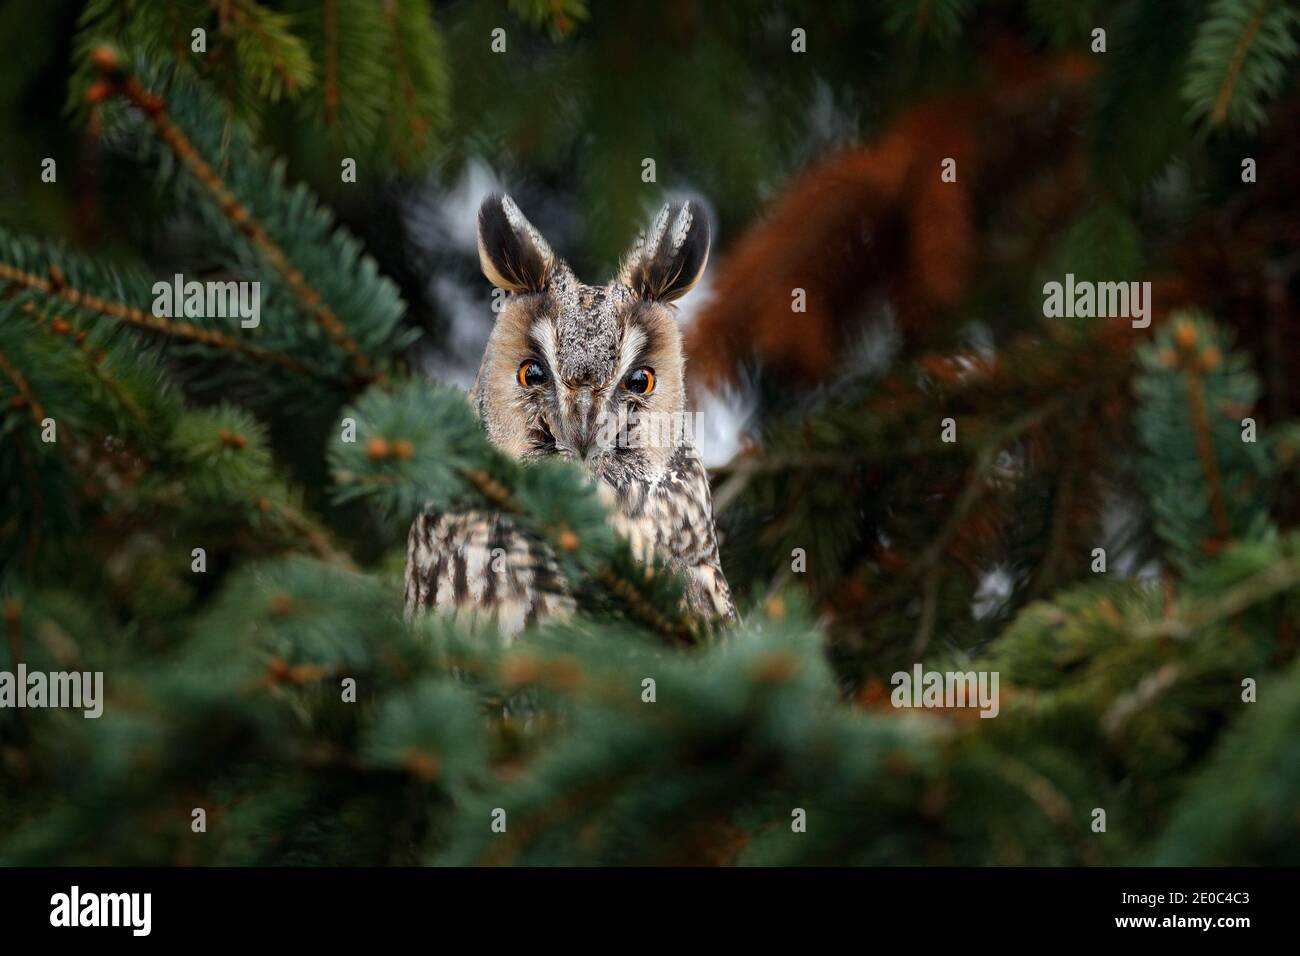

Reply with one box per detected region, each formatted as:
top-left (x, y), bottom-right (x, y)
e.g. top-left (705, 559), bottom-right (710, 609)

top-left (404, 194), bottom-right (734, 636)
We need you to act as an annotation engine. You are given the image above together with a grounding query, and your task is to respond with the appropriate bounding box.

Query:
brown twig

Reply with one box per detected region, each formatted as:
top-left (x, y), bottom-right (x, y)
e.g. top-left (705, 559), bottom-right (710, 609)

top-left (0, 262), bottom-right (309, 375)
top-left (1184, 367), bottom-right (1233, 543)
top-left (1211, 0), bottom-right (1272, 126)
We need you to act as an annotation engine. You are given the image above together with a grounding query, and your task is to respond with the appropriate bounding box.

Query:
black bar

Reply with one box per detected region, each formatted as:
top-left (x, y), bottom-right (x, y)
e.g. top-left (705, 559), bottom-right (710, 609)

top-left (1, 866), bottom-right (1286, 942)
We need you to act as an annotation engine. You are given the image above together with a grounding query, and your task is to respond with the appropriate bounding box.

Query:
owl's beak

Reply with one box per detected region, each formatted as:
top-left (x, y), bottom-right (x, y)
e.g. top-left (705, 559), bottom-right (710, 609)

top-left (564, 384), bottom-right (606, 459)
top-left (571, 385), bottom-right (598, 453)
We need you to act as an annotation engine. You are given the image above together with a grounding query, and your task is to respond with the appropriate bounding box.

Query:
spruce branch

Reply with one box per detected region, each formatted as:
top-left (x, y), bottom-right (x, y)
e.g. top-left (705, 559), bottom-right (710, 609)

top-left (70, 0), bottom-right (315, 124)
top-left (1212, 0), bottom-right (1272, 124)
top-left (1135, 312), bottom-right (1274, 573)
top-left (18, 301), bottom-right (150, 428)
top-left (284, 0), bottom-right (395, 159)
top-left (1151, 651), bottom-right (1300, 864)
top-left (0, 344), bottom-right (45, 426)
top-left (87, 46), bottom-right (380, 386)
top-left (1, 265), bottom-right (343, 575)
top-left (1184, 0), bottom-right (1300, 132)
top-left (378, 0), bottom-right (448, 169)
top-left (0, 332), bottom-right (94, 488)
top-left (0, 259), bottom-right (307, 375)
top-left (1136, 547), bottom-right (1300, 640)
top-left (216, 0), bottom-right (315, 102)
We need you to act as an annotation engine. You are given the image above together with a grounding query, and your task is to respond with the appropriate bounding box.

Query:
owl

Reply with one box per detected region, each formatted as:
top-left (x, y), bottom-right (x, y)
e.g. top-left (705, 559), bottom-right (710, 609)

top-left (404, 193), bottom-right (735, 636)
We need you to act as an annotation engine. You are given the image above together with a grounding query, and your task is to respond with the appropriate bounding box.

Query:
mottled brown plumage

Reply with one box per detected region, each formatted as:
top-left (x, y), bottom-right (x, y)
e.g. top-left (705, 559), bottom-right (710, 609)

top-left (405, 194), bottom-right (734, 637)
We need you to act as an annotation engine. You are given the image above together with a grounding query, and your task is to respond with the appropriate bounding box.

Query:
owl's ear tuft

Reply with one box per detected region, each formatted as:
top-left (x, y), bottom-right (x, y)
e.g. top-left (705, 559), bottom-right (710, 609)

top-left (619, 200), bottom-right (710, 303)
top-left (477, 193), bottom-right (555, 294)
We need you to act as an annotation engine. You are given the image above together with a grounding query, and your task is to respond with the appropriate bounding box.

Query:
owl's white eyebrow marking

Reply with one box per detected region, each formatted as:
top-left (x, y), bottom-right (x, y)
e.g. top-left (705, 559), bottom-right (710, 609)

top-left (616, 325), bottom-right (648, 383)
top-left (530, 317), bottom-right (560, 374)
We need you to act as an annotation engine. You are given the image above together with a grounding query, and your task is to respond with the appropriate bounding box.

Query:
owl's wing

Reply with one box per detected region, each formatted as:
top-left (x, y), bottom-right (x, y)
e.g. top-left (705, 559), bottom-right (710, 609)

top-left (612, 446), bottom-right (737, 623)
top-left (404, 510), bottom-right (574, 638)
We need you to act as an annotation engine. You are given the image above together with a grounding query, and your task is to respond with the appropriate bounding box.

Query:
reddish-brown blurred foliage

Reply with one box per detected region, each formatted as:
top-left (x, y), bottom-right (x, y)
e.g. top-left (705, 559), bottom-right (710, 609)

top-left (687, 36), bottom-right (1096, 388)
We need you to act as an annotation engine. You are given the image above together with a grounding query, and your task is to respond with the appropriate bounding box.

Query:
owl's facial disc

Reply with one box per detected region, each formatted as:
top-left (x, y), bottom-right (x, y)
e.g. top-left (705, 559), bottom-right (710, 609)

top-left (473, 194), bottom-right (707, 477)
top-left (508, 284), bottom-right (683, 475)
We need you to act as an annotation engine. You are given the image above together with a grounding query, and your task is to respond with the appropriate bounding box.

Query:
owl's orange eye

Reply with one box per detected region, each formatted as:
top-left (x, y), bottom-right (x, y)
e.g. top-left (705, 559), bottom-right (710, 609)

top-left (518, 360), bottom-right (547, 388)
top-left (624, 366), bottom-right (655, 395)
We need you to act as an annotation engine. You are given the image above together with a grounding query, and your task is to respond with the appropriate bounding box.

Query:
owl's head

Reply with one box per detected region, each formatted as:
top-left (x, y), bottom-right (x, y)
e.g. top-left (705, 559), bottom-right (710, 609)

top-left (470, 193), bottom-right (709, 478)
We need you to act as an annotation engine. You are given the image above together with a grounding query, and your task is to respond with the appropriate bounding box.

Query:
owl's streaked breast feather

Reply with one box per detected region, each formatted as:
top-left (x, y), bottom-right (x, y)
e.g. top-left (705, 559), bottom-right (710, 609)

top-left (404, 510), bottom-right (574, 639)
top-left (605, 445), bottom-right (735, 621)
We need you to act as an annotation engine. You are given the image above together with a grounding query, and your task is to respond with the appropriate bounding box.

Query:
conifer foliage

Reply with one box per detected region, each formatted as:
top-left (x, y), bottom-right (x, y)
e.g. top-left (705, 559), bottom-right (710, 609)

top-left (2, 1), bottom-right (1300, 866)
